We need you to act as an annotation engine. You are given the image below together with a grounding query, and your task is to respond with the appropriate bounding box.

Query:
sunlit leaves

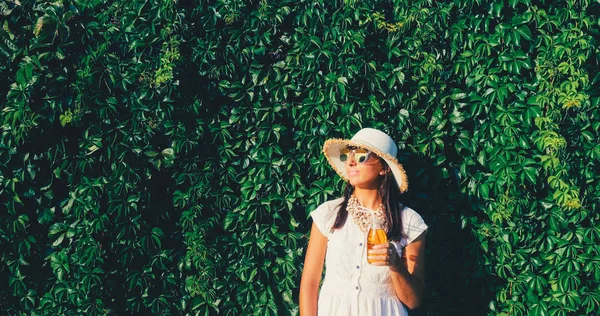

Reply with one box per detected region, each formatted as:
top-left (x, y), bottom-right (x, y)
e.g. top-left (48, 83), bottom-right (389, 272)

top-left (1, 0), bottom-right (599, 315)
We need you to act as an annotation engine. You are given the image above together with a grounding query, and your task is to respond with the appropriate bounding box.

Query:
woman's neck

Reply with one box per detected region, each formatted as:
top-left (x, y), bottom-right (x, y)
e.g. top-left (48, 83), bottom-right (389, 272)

top-left (352, 187), bottom-right (382, 210)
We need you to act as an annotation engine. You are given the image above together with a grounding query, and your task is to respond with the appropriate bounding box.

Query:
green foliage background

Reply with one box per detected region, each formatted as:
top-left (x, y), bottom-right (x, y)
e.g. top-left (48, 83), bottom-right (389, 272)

top-left (1, 0), bottom-right (599, 314)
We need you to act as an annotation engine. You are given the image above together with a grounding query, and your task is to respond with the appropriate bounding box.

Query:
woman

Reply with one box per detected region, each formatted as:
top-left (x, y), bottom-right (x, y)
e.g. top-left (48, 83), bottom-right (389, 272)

top-left (299, 128), bottom-right (428, 315)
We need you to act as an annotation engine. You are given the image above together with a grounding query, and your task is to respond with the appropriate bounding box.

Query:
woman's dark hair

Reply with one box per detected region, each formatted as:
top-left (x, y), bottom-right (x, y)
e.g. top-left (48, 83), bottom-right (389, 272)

top-left (331, 160), bottom-right (405, 241)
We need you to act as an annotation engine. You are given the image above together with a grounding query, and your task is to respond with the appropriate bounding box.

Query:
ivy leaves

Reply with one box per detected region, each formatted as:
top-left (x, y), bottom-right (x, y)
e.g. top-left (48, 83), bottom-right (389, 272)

top-left (1, 0), bottom-right (599, 315)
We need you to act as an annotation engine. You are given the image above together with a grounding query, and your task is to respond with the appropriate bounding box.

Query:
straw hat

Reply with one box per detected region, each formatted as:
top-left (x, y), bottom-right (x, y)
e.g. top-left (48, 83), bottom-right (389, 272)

top-left (323, 128), bottom-right (408, 193)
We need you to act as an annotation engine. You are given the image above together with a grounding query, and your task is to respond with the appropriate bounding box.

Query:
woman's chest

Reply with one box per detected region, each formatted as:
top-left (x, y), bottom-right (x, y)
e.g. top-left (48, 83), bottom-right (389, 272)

top-left (325, 221), bottom-right (391, 284)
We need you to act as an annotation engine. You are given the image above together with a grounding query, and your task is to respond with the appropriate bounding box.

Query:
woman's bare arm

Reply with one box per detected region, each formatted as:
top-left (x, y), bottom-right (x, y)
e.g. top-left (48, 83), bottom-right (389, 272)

top-left (299, 223), bottom-right (327, 316)
top-left (369, 232), bottom-right (427, 309)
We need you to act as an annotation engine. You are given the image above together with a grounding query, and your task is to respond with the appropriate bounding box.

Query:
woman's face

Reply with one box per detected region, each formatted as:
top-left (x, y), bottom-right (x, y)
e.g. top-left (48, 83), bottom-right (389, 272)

top-left (342, 146), bottom-right (386, 190)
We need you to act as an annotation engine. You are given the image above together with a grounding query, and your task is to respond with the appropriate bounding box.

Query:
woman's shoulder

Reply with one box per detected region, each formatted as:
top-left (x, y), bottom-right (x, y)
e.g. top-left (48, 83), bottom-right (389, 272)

top-left (311, 197), bottom-right (344, 217)
top-left (400, 205), bottom-right (423, 221)
top-left (400, 205), bottom-right (428, 244)
top-left (310, 197), bottom-right (344, 237)
top-left (316, 197), bottom-right (345, 211)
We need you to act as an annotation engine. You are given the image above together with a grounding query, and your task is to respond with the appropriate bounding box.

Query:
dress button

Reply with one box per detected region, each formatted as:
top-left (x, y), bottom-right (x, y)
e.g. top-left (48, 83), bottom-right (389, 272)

top-left (356, 265), bottom-right (360, 269)
top-left (359, 243), bottom-right (363, 246)
top-left (355, 286), bottom-right (359, 290)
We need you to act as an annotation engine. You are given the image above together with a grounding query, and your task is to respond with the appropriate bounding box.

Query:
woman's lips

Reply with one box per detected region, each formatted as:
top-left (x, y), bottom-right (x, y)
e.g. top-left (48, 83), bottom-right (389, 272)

top-left (347, 170), bottom-right (359, 177)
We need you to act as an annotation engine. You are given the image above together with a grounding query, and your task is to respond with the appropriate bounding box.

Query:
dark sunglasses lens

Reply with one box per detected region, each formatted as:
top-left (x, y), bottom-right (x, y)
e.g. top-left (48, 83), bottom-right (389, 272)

top-left (339, 148), bottom-right (350, 162)
top-left (356, 153), bottom-right (368, 163)
top-left (339, 147), bottom-right (371, 163)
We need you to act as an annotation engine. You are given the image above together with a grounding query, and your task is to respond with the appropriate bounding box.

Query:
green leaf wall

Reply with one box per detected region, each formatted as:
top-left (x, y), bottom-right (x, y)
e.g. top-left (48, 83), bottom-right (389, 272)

top-left (1, 0), bottom-right (599, 315)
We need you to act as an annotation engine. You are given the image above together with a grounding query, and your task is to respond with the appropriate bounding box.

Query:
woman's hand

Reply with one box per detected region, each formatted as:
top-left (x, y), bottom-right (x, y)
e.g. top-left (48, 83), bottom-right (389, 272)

top-left (368, 235), bottom-right (427, 310)
top-left (367, 243), bottom-right (402, 268)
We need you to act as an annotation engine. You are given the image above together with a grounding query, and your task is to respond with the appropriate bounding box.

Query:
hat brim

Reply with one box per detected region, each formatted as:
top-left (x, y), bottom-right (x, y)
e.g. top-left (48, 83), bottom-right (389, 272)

top-left (323, 138), bottom-right (409, 193)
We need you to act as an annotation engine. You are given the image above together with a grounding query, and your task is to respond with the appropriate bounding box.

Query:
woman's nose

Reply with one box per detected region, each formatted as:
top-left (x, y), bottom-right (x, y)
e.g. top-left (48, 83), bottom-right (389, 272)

top-left (345, 153), bottom-right (357, 166)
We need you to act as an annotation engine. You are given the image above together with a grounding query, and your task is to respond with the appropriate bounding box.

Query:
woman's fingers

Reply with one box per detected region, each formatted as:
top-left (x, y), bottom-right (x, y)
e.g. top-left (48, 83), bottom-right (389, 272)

top-left (370, 243), bottom-right (395, 254)
top-left (369, 260), bottom-right (391, 266)
top-left (368, 257), bottom-right (389, 265)
top-left (368, 248), bottom-right (389, 255)
top-left (371, 243), bottom-right (388, 249)
top-left (367, 243), bottom-right (397, 265)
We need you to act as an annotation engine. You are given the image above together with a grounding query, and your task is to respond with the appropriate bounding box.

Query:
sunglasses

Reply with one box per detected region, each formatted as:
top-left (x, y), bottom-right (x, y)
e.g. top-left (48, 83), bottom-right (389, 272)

top-left (340, 146), bottom-right (374, 164)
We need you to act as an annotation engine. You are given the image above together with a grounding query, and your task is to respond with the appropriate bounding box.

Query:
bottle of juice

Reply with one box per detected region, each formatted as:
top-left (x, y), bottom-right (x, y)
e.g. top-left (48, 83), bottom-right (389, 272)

top-left (367, 218), bottom-right (387, 264)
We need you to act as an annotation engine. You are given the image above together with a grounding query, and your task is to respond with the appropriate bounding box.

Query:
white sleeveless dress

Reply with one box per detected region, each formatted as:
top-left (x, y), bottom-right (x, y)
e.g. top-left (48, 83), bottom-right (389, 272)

top-left (311, 198), bottom-right (428, 316)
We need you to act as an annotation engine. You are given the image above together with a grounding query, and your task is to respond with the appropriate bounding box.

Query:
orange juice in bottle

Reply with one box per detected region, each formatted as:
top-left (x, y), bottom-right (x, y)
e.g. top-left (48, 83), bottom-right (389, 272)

top-left (367, 218), bottom-right (387, 264)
